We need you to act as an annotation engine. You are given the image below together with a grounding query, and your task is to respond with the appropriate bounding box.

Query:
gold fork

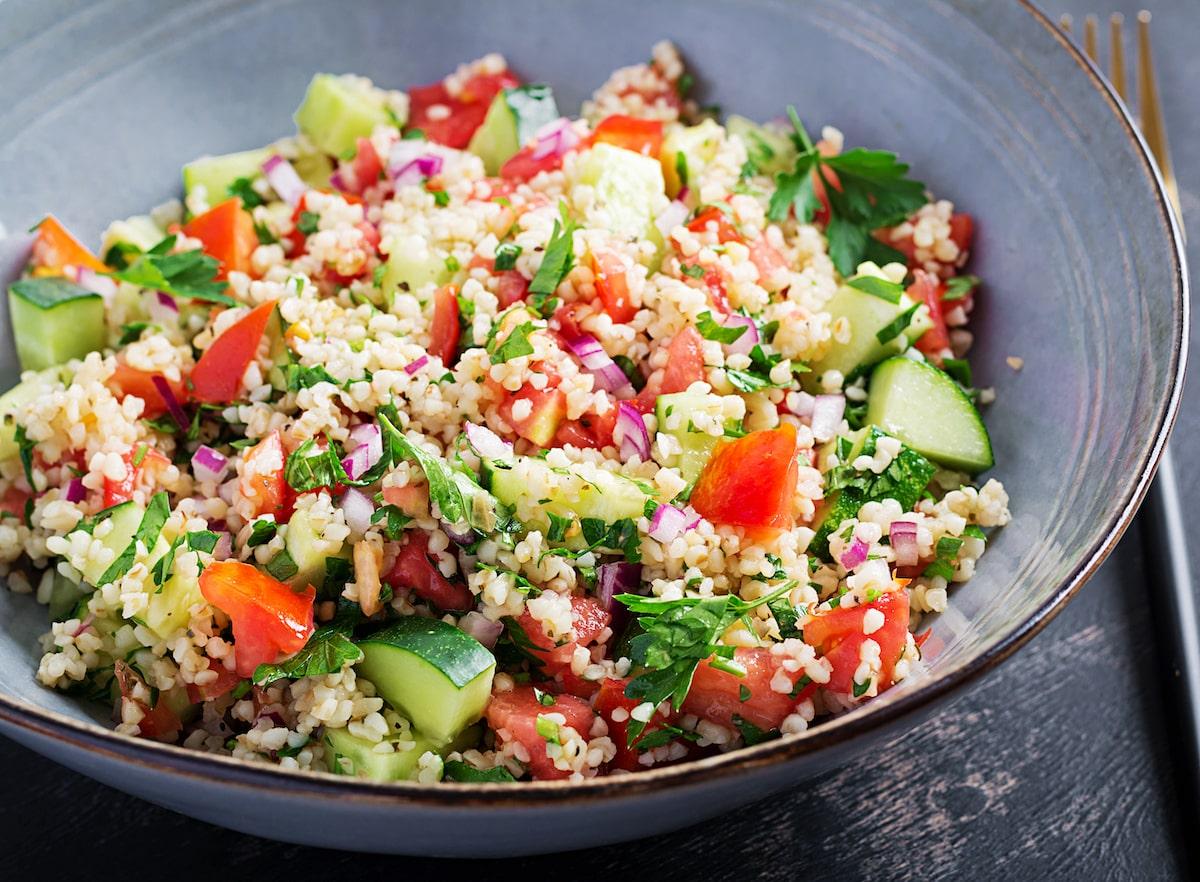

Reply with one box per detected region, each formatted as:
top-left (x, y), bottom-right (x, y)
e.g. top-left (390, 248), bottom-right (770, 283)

top-left (1059, 10), bottom-right (1184, 235)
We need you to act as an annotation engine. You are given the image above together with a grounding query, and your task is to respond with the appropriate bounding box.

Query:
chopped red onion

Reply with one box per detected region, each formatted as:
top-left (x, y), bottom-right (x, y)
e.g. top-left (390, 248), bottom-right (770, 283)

top-left (150, 374), bottom-right (188, 431)
top-left (810, 393), bottom-right (846, 442)
top-left (262, 154), bottom-right (307, 206)
top-left (340, 487), bottom-right (376, 534)
top-left (143, 289), bottom-right (179, 324)
top-left (213, 532), bottom-right (233, 561)
top-left (722, 314), bottom-right (759, 356)
top-left (597, 561), bottom-right (642, 611)
top-left (676, 186), bottom-right (691, 202)
top-left (654, 200), bottom-right (690, 240)
top-left (787, 390), bottom-right (816, 420)
top-left (648, 503), bottom-right (694, 543)
top-left (839, 536), bottom-right (869, 570)
top-left (465, 422), bottom-right (513, 460)
top-left (459, 611), bottom-right (503, 649)
top-left (389, 142), bottom-right (444, 184)
top-left (69, 266), bottom-right (117, 299)
top-left (340, 446), bottom-right (372, 481)
top-left (155, 290), bottom-right (178, 312)
top-left (69, 613), bottom-right (95, 637)
top-left (346, 423), bottom-right (383, 469)
top-left (889, 521), bottom-right (919, 568)
top-left (616, 402), bottom-right (650, 461)
top-left (441, 521), bottom-right (477, 546)
top-left (404, 355), bottom-right (429, 375)
top-left (65, 478), bottom-right (86, 503)
top-left (329, 170), bottom-right (349, 192)
top-left (217, 478), bottom-right (238, 505)
top-left (192, 445), bottom-right (230, 483)
top-left (530, 117), bottom-right (581, 161)
top-left (565, 335), bottom-right (632, 394)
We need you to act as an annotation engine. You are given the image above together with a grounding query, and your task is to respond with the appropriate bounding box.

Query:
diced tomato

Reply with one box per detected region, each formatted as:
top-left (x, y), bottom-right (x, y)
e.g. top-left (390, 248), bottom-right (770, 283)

top-left (190, 300), bottom-right (277, 404)
top-left (748, 239), bottom-right (789, 291)
top-left (356, 220), bottom-right (381, 253)
top-left (186, 665), bottom-right (242, 703)
top-left (690, 423), bottom-right (798, 538)
top-left (553, 405), bottom-right (619, 450)
top-left (686, 206), bottom-right (741, 244)
top-left (182, 197), bottom-right (258, 280)
top-left (683, 647), bottom-right (814, 732)
top-left (349, 137), bottom-right (384, 194)
top-left (552, 301), bottom-right (588, 341)
top-left (381, 483), bottom-right (429, 518)
top-left (31, 216), bottom-right (107, 274)
top-left (113, 660), bottom-right (184, 741)
top-left (515, 596), bottom-right (611, 675)
top-left (909, 269), bottom-right (950, 357)
top-left (103, 447), bottom-right (170, 508)
top-left (596, 676), bottom-right (682, 771)
top-left (485, 685), bottom-right (595, 780)
top-left (430, 284), bottom-right (461, 368)
top-left (587, 115), bottom-right (663, 157)
top-left (0, 486), bottom-right (30, 517)
top-left (238, 431), bottom-right (292, 521)
top-left (200, 561), bottom-right (315, 678)
top-left (659, 326), bottom-right (706, 395)
top-left (384, 532), bottom-right (473, 611)
top-left (408, 71), bottom-right (519, 148)
top-left (495, 270), bottom-right (529, 308)
top-left (948, 212), bottom-right (974, 252)
top-left (499, 384), bottom-right (567, 447)
top-left (702, 268), bottom-right (732, 315)
top-left (804, 589), bottom-right (910, 694)
top-left (500, 144), bottom-right (564, 181)
top-left (107, 362), bottom-right (188, 420)
top-left (590, 250), bottom-right (637, 323)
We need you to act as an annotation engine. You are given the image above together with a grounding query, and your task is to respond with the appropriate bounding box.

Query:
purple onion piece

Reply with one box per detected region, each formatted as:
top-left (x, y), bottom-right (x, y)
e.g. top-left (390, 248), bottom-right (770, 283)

top-left (464, 422), bottom-right (513, 460)
top-left (404, 355), bottom-right (429, 376)
top-left (459, 611), bottom-right (503, 649)
top-left (441, 521), bottom-right (477, 546)
top-left (65, 478), bottom-right (86, 503)
top-left (340, 487), bottom-right (376, 534)
top-left (648, 503), bottom-right (694, 543)
top-left (722, 314), bottom-right (759, 356)
top-left (150, 374), bottom-right (189, 431)
top-left (839, 536), bottom-right (869, 570)
top-left (565, 335), bottom-right (632, 394)
top-left (616, 402), bottom-right (650, 461)
top-left (191, 444), bottom-right (230, 483)
top-left (261, 154), bottom-right (308, 206)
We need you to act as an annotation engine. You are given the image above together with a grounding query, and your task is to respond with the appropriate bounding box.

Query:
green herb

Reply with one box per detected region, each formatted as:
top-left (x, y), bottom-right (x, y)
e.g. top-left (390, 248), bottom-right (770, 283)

top-left (296, 211), bottom-right (320, 235)
top-left (118, 322), bottom-right (152, 346)
top-left (254, 221), bottom-right (278, 246)
top-left (372, 264), bottom-right (387, 287)
top-left (187, 530), bottom-right (220, 553)
top-left (723, 344), bottom-right (794, 393)
top-left (696, 310), bottom-right (747, 344)
top-left (265, 549), bottom-right (299, 582)
top-left (494, 243), bottom-right (522, 271)
top-left (616, 583), bottom-right (795, 743)
top-left (789, 674), bottom-right (812, 698)
top-left (614, 355), bottom-right (645, 391)
top-left (370, 504), bottom-right (411, 540)
top-left (403, 128), bottom-right (426, 140)
top-left (442, 761), bottom-right (516, 783)
top-left (444, 255), bottom-right (461, 273)
top-left (253, 605), bottom-right (362, 685)
top-left (98, 492), bottom-right (171, 586)
top-left (276, 736), bottom-right (310, 758)
top-left (535, 714), bottom-right (560, 744)
top-left (534, 687), bottom-right (557, 707)
top-left (674, 150), bottom-right (689, 189)
top-left (432, 189), bottom-right (451, 207)
top-left (284, 363), bottom-right (338, 392)
top-left (247, 519), bottom-right (278, 548)
top-left (767, 594), bottom-right (803, 639)
top-left (676, 72), bottom-right (695, 97)
top-left (131, 444), bottom-right (148, 468)
top-left (874, 303), bottom-right (921, 345)
top-left (731, 714), bottom-right (778, 746)
top-left (380, 414), bottom-right (465, 525)
top-left (852, 678), bottom-right (872, 698)
top-left (936, 535), bottom-right (964, 558)
top-left (230, 679), bottom-right (252, 700)
top-left (739, 684), bottom-right (752, 702)
top-left (963, 524), bottom-right (986, 541)
top-left (942, 357), bottom-right (972, 388)
top-left (104, 240), bottom-right (142, 271)
top-left (111, 236), bottom-right (235, 306)
top-left (769, 109), bottom-right (927, 275)
top-left (923, 558), bottom-right (955, 581)
top-left (942, 274), bottom-right (980, 302)
top-left (322, 556), bottom-right (354, 597)
top-left (226, 176), bottom-right (265, 208)
top-left (151, 534), bottom-right (184, 587)
top-left (284, 438), bottom-right (345, 493)
top-left (680, 263), bottom-right (706, 279)
top-left (14, 425), bottom-right (35, 487)
top-left (846, 275), bottom-right (904, 304)
top-left (546, 511), bottom-right (572, 543)
top-left (528, 204), bottom-right (577, 299)
top-left (488, 321), bottom-right (537, 364)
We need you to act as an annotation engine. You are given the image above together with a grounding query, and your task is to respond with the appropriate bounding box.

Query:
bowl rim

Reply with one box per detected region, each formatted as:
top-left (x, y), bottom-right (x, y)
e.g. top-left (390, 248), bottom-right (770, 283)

top-left (0, 0), bottom-right (1188, 807)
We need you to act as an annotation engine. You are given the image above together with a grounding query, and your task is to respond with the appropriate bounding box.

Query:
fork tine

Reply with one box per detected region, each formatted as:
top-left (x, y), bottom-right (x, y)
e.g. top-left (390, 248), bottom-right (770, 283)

top-left (1109, 14), bottom-right (1128, 99)
top-left (1136, 10), bottom-right (1185, 235)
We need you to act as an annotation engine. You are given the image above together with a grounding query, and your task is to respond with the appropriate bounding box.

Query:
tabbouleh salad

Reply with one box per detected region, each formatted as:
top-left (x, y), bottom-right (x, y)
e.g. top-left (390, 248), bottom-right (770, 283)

top-left (0, 43), bottom-right (1010, 783)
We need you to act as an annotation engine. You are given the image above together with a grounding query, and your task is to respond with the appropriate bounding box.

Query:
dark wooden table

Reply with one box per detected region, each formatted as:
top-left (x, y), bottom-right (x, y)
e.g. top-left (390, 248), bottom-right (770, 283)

top-left (2, 2), bottom-right (1196, 878)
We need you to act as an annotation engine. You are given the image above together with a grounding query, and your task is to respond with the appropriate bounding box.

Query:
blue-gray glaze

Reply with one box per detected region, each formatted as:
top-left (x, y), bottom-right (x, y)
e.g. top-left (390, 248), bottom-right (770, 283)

top-left (0, 0), bottom-right (1186, 856)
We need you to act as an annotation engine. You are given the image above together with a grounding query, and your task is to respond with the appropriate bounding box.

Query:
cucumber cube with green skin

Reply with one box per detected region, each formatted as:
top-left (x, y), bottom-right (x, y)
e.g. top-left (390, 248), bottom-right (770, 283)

top-left (182, 147), bottom-right (274, 204)
top-left (725, 115), bottom-right (797, 176)
top-left (292, 150), bottom-right (334, 190)
top-left (808, 488), bottom-right (865, 562)
top-left (47, 572), bottom-right (89, 621)
top-left (324, 723), bottom-right (481, 781)
top-left (865, 356), bottom-right (994, 474)
top-left (102, 214), bottom-right (166, 256)
top-left (661, 118), bottom-right (724, 197)
top-left (802, 277), bottom-right (932, 391)
top-left (468, 84), bottom-right (560, 175)
top-left (356, 617), bottom-right (496, 743)
top-left (573, 142), bottom-right (666, 263)
top-left (8, 278), bottom-right (106, 371)
top-left (294, 74), bottom-right (394, 158)
top-left (654, 390), bottom-right (741, 484)
top-left (80, 501), bottom-right (143, 587)
top-left (0, 369), bottom-right (61, 461)
top-left (284, 507), bottom-right (349, 591)
top-left (380, 233), bottom-right (449, 305)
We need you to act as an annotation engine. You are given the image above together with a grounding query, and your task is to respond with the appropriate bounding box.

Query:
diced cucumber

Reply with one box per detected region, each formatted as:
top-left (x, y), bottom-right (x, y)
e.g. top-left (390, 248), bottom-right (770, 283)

top-left (47, 572), bottom-right (89, 621)
top-left (324, 722), bottom-right (480, 781)
top-left (80, 501), bottom-right (143, 587)
top-left (654, 391), bottom-right (738, 484)
top-left (0, 369), bottom-right (64, 461)
top-left (292, 150), bottom-right (334, 190)
top-left (725, 115), bottom-right (797, 176)
top-left (101, 214), bottom-right (166, 256)
top-left (661, 118), bottom-right (724, 197)
top-left (182, 147), bottom-right (273, 204)
top-left (484, 455), bottom-right (653, 537)
top-left (865, 356), bottom-right (994, 473)
top-left (8, 278), bottom-right (106, 371)
top-left (294, 73), bottom-right (393, 158)
top-left (356, 617), bottom-right (496, 743)
top-left (284, 507), bottom-right (349, 591)
top-left (141, 568), bottom-right (203, 639)
top-left (808, 489), bottom-right (866, 561)
top-left (802, 274), bottom-right (931, 391)
top-left (573, 142), bottom-right (666, 256)
top-left (380, 233), bottom-right (448, 305)
top-left (467, 85), bottom-right (560, 175)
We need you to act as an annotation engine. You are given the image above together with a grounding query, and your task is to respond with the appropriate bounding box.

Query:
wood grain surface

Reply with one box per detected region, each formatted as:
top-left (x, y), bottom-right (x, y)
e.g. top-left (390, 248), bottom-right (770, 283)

top-left (2, 1), bottom-right (1197, 878)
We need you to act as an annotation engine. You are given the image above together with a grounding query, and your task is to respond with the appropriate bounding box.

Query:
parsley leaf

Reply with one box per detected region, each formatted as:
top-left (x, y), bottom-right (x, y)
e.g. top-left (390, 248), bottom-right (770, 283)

top-left (528, 204), bottom-right (576, 299)
top-left (13, 425), bottom-right (35, 487)
top-left (846, 275), bottom-right (904, 304)
top-left (253, 604), bottom-right (363, 686)
top-left (118, 321), bottom-right (153, 346)
top-left (111, 236), bottom-right (235, 306)
top-left (226, 176), bottom-right (265, 208)
top-left (443, 761), bottom-right (516, 783)
top-left (247, 519), bottom-right (278, 548)
top-left (488, 321), bottom-right (537, 364)
top-left (370, 504), bottom-right (411, 540)
top-left (285, 363), bottom-right (339, 392)
top-left (98, 491), bottom-right (171, 586)
top-left (265, 549), bottom-right (299, 582)
top-left (696, 310), bottom-right (748, 345)
top-left (494, 243), bottom-right (522, 271)
top-left (874, 303), bottom-right (921, 345)
top-left (942, 274), bottom-right (980, 302)
top-left (296, 211), bottom-right (320, 235)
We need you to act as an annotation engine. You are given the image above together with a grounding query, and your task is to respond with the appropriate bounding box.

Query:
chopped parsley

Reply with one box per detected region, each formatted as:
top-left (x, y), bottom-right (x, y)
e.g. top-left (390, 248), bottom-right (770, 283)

top-left (488, 321), bottom-right (537, 365)
top-left (442, 761), bottom-right (516, 783)
top-left (247, 519), bottom-right (278, 548)
top-left (528, 203), bottom-right (576, 304)
top-left (942, 274), bottom-right (980, 301)
top-left (284, 363), bottom-right (339, 392)
top-left (226, 176), bottom-right (265, 208)
top-left (680, 263), bottom-right (705, 279)
top-left (846, 275), bottom-right (904, 304)
top-left (265, 549), bottom-right (299, 582)
top-left (253, 603), bottom-right (363, 686)
top-left (117, 321), bottom-right (153, 346)
top-left (370, 504), bottom-right (411, 540)
top-left (674, 150), bottom-right (689, 189)
top-left (695, 310), bottom-right (747, 344)
top-left (110, 236), bottom-right (235, 306)
top-left (874, 303), bottom-right (921, 345)
top-left (493, 242), bottom-right (522, 271)
top-left (296, 211), bottom-right (320, 236)
top-left (97, 492), bottom-right (171, 586)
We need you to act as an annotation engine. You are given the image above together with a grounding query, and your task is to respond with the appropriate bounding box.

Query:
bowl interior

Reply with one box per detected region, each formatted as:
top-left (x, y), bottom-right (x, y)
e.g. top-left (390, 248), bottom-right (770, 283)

top-left (0, 0), bottom-right (1184, 773)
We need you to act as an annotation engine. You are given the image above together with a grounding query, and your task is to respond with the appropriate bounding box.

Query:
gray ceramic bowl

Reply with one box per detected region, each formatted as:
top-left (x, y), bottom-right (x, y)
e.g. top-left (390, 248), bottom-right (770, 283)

top-left (0, 0), bottom-right (1186, 857)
